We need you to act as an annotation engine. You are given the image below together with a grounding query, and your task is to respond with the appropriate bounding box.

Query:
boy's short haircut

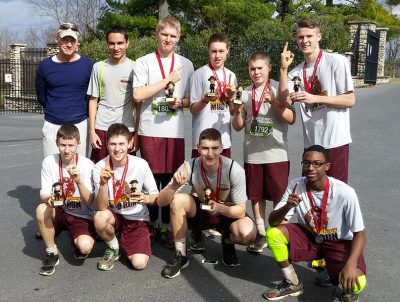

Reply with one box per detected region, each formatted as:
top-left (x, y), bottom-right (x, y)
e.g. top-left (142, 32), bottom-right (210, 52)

top-left (199, 128), bottom-right (222, 144)
top-left (303, 144), bottom-right (330, 163)
top-left (56, 124), bottom-right (80, 143)
top-left (208, 33), bottom-right (230, 49)
top-left (297, 19), bottom-right (320, 31)
top-left (106, 25), bottom-right (129, 42)
top-left (107, 123), bottom-right (131, 142)
top-left (248, 51), bottom-right (271, 65)
top-left (156, 16), bottom-right (181, 35)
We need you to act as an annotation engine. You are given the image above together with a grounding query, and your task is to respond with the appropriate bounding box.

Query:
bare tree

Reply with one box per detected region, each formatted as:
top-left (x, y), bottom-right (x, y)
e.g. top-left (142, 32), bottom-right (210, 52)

top-left (386, 38), bottom-right (400, 77)
top-left (0, 27), bottom-right (18, 57)
top-left (29, 0), bottom-right (106, 39)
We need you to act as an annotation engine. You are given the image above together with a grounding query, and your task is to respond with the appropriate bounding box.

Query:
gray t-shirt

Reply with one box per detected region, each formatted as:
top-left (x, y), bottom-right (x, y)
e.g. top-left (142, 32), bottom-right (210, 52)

top-left (87, 58), bottom-right (135, 131)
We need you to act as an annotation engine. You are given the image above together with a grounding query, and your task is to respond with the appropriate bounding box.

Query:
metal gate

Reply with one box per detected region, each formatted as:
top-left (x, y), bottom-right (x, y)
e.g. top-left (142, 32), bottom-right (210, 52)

top-left (364, 30), bottom-right (379, 84)
top-left (0, 48), bottom-right (46, 114)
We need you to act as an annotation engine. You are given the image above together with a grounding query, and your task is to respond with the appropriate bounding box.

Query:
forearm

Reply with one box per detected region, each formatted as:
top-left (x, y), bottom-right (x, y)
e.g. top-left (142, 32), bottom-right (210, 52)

top-left (146, 194), bottom-right (159, 206)
top-left (231, 111), bottom-right (244, 131)
top-left (182, 97), bottom-right (190, 108)
top-left (189, 99), bottom-right (207, 116)
top-left (218, 203), bottom-right (246, 219)
top-left (76, 181), bottom-right (93, 206)
top-left (278, 68), bottom-right (291, 106)
top-left (96, 184), bottom-right (109, 211)
top-left (268, 204), bottom-right (291, 226)
top-left (88, 97), bottom-right (98, 133)
top-left (133, 80), bottom-right (169, 102)
top-left (314, 92), bottom-right (355, 108)
top-left (157, 184), bottom-right (180, 207)
top-left (271, 102), bottom-right (296, 125)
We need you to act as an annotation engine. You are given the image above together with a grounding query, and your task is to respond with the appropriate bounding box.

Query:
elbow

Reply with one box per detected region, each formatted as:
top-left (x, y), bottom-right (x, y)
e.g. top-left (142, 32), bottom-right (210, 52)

top-left (133, 89), bottom-right (144, 102)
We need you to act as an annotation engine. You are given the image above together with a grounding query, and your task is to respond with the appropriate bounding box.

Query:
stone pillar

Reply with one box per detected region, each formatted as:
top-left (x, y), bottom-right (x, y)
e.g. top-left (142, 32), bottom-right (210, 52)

top-left (376, 28), bottom-right (389, 78)
top-left (46, 42), bottom-right (59, 56)
top-left (10, 43), bottom-right (27, 98)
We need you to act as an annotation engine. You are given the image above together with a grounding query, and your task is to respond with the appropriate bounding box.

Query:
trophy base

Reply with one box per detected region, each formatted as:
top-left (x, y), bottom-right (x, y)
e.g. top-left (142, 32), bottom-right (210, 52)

top-left (52, 199), bottom-right (64, 207)
top-left (233, 99), bottom-right (243, 105)
top-left (201, 204), bottom-right (211, 210)
top-left (166, 97), bottom-right (175, 103)
top-left (207, 93), bottom-right (216, 97)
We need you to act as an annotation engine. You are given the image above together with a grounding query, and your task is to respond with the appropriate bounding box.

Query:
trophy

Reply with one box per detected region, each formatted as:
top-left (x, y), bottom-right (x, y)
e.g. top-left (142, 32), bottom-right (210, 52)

top-left (292, 76), bottom-right (301, 92)
top-left (165, 81), bottom-right (175, 104)
top-left (51, 182), bottom-right (64, 206)
top-left (233, 85), bottom-right (243, 105)
top-left (128, 179), bottom-right (139, 203)
top-left (201, 188), bottom-right (212, 210)
top-left (207, 76), bottom-right (216, 97)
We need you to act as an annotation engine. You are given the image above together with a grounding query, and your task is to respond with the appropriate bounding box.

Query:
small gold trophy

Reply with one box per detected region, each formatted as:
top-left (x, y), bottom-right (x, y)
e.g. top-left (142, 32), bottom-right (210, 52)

top-left (207, 76), bottom-right (216, 97)
top-left (52, 182), bottom-right (64, 207)
top-left (165, 81), bottom-right (175, 104)
top-left (201, 188), bottom-right (212, 210)
top-left (233, 85), bottom-right (243, 105)
top-left (292, 76), bottom-right (301, 92)
top-left (129, 180), bottom-right (139, 203)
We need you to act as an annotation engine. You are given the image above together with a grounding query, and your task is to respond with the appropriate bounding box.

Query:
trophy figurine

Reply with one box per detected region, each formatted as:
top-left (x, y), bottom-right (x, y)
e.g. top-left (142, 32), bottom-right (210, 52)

top-left (292, 76), bottom-right (301, 92)
top-left (129, 179), bottom-right (139, 203)
top-left (165, 81), bottom-right (175, 103)
top-left (201, 188), bottom-right (212, 210)
top-left (52, 182), bottom-right (64, 206)
top-left (233, 85), bottom-right (243, 105)
top-left (207, 76), bottom-right (216, 97)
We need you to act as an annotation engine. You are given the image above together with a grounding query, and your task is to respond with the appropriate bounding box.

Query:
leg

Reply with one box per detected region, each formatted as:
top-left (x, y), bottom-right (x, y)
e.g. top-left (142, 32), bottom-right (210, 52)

top-left (127, 254), bottom-right (150, 270)
top-left (36, 203), bottom-right (56, 249)
top-left (327, 144), bottom-right (349, 184)
top-left (230, 216), bottom-right (257, 246)
top-left (74, 234), bottom-right (95, 255)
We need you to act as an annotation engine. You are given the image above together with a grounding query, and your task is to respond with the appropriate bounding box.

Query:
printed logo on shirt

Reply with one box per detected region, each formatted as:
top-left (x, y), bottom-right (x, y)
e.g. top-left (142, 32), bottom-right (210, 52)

top-left (210, 99), bottom-right (228, 112)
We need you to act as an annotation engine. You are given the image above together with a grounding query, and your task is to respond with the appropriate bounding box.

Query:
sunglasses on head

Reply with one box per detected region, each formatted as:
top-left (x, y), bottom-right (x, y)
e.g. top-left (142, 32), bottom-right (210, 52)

top-left (59, 23), bottom-right (79, 31)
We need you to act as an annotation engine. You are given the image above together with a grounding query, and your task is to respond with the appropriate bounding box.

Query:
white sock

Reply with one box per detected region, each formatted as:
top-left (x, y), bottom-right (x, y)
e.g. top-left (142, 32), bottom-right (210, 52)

top-left (106, 237), bottom-right (119, 250)
top-left (255, 218), bottom-right (266, 236)
top-left (175, 240), bottom-right (186, 256)
top-left (282, 264), bottom-right (299, 285)
top-left (46, 245), bottom-right (58, 255)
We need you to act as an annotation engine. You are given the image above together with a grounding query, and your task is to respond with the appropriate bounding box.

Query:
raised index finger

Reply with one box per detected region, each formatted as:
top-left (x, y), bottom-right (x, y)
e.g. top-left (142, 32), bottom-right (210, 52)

top-left (182, 160), bottom-right (188, 178)
top-left (283, 41), bottom-right (289, 52)
top-left (291, 182), bottom-right (298, 194)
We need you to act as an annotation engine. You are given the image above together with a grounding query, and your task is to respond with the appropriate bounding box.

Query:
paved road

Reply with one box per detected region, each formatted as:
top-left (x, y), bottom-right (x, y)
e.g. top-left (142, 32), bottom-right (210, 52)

top-left (0, 83), bottom-right (399, 301)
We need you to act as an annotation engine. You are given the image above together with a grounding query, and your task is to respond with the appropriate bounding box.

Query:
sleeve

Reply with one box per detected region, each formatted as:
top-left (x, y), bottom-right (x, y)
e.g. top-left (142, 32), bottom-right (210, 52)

top-left (142, 162), bottom-right (159, 195)
top-left (87, 62), bottom-right (100, 98)
top-left (190, 69), bottom-right (205, 104)
top-left (333, 55), bottom-right (354, 94)
top-left (35, 63), bottom-right (47, 108)
top-left (344, 188), bottom-right (365, 233)
top-left (229, 162), bottom-right (248, 204)
top-left (40, 157), bottom-right (54, 198)
top-left (132, 56), bottom-right (149, 88)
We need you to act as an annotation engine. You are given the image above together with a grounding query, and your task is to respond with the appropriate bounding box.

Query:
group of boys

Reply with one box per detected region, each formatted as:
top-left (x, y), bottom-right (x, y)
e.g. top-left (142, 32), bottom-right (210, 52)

top-left (35, 16), bottom-right (366, 302)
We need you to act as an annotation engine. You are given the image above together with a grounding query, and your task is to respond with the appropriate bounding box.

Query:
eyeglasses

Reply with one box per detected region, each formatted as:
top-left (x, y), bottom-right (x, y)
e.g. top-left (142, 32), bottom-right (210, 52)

top-left (59, 23), bottom-right (79, 32)
top-left (301, 160), bottom-right (327, 168)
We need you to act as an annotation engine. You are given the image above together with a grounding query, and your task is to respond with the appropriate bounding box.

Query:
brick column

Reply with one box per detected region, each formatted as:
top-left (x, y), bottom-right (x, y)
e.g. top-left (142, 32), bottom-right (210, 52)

top-left (10, 43), bottom-right (27, 98)
top-left (376, 28), bottom-right (389, 78)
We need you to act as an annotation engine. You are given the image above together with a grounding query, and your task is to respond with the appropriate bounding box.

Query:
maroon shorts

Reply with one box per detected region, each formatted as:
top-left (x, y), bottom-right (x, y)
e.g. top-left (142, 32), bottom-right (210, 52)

top-left (187, 196), bottom-right (236, 237)
top-left (285, 223), bottom-right (366, 285)
top-left (244, 161), bottom-right (289, 203)
top-left (91, 129), bottom-right (135, 163)
top-left (53, 207), bottom-right (96, 246)
top-left (326, 144), bottom-right (349, 184)
top-left (139, 136), bottom-right (184, 174)
top-left (191, 148), bottom-right (231, 159)
top-left (111, 210), bottom-right (151, 257)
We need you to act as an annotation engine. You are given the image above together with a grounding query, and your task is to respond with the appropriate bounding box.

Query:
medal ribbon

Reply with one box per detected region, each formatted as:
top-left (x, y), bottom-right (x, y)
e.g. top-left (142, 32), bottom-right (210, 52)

top-left (109, 155), bottom-right (129, 205)
top-left (208, 63), bottom-right (227, 101)
top-left (306, 177), bottom-right (330, 234)
top-left (200, 157), bottom-right (222, 203)
top-left (302, 50), bottom-right (323, 93)
top-left (58, 153), bottom-right (78, 197)
top-left (251, 80), bottom-right (270, 119)
top-left (156, 50), bottom-right (175, 79)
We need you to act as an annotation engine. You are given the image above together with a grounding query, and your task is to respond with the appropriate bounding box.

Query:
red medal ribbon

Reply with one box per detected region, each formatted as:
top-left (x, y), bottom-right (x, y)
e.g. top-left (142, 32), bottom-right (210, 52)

top-left (109, 155), bottom-right (129, 205)
top-left (200, 157), bottom-right (222, 203)
top-left (58, 153), bottom-right (78, 198)
top-left (302, 50), bottom-right (323, 93)
top-left (208, 63), bottom-right (227, 101)
top-left (156, 50), bottom-right (175, 79)
top-left (306, 177), bottom-right (330, 234)
top-left (251, 80), bottom-right (270, 119)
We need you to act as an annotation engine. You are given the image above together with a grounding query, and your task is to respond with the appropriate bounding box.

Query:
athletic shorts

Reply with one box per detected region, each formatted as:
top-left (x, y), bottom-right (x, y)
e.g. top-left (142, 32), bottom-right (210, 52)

top-left (187, 196), bottom-right (236, 237)
top-left (326, 144), bottom-right (349, 184)
top-left (139, 136), bottom-right (184, 174)
top-left (191, 148), bottom-right (231, 159)
top-left (91, 129), bottom-right (135, 163)
top-left (285, 223), bottom-right (366, 285)
top-left (53, 207), bottom-right (95, 246)
top-left (110, 209), bottom-right (151, 257)
top-left (244, 161), bottom-right (289, 202)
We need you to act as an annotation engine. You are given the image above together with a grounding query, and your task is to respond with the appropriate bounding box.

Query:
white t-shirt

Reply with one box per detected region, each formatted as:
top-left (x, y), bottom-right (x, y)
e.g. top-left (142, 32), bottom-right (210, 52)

top-left (87, 58), bottom-right (135, 131)
top-left (241, 79), bottom-right (291, 164)
top-left (190, 64), bottom-right (237, 149)
top-left (93, 155), bottom-right (159, 221)
top-left (40, 153), bottom-right (95, 220)
top-left (173, 156), bottom-right (247, 205)
top-left (133, 52), bottom-right (194, 138)
top-left (288, 52), bottom-right (354, 148)
top-left (275, 176), bottom-right (364, 241)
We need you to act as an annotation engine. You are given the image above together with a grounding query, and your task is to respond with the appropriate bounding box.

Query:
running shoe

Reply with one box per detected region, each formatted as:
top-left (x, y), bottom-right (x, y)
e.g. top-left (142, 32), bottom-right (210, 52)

top-left (38, 252), bottom-right (59, 276)
top-left (97, 247), bottom-right (120, 271)
top-left (221, 237), bottom-right (239, 266)
top-left (262, 279), bottom-right (303, 300)
top-left (247, 233), bottom-right (268, 253)
top-left (189, 230), bottom-right (205, 251)
top-left (161, 250), bottom-right (189, 279)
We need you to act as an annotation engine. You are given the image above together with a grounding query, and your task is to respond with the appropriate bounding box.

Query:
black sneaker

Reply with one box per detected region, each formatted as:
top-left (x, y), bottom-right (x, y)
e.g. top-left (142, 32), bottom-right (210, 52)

top-left (161, 250), bottom-right (189, 279)
top-left (221, 237), bottom-right (239, 267)
top-left (73, 247), bottom-right (89, 260)
top-left (189, 230), bottom-right (205, 251)
top-left (247, 233), bottom-right (267, 253)
top-left (38, 252), bottom-right (59, 276)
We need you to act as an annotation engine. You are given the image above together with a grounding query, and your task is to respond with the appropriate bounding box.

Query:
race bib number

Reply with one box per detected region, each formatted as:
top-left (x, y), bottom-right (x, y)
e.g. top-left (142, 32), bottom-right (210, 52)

top-left (210, 100), bottom-right (228, 113)
top-left (152, 97), bottom-right (176, 116)
top-left (250, 118), bottom-right (274, 137)
top-left (65, 197), bottom-right (82, 210)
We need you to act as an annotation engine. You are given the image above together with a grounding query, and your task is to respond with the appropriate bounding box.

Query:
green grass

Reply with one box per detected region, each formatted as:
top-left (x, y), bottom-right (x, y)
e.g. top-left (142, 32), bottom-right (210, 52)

top-left (389, 77), bottom-right (400, 84)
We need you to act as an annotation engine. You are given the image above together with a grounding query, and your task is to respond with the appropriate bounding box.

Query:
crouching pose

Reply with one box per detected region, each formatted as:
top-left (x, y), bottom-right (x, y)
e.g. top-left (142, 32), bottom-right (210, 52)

top-left (158, 128), bottom-right (257, 278)
top-left (263, 145), bottom-right (366, 301)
